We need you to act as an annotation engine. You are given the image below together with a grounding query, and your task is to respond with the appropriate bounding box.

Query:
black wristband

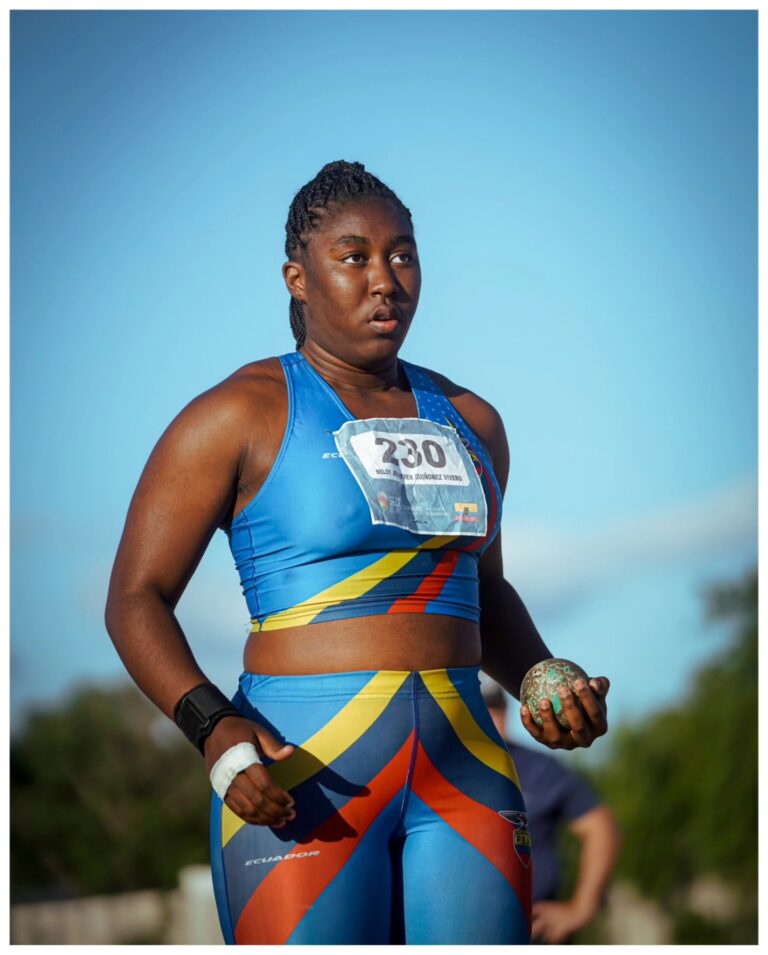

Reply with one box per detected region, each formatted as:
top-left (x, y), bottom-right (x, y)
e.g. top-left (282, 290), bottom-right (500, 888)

top-left (173, 683), bottom-right (241, 755)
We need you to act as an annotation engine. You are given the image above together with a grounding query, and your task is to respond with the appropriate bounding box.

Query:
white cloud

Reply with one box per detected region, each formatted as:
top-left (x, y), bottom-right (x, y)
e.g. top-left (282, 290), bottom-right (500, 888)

top-left (502, 475), bottom-right (757, 615)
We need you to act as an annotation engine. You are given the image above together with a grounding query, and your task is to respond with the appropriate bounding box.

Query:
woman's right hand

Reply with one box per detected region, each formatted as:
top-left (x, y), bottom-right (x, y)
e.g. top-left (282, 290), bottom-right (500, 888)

top-left (204, 716), bottom-right (297, 827)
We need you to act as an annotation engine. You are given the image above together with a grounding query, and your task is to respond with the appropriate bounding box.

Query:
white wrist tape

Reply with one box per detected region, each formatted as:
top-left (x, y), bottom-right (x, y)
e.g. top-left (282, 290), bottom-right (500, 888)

top-left (209, 742), bottom-right (262, 800)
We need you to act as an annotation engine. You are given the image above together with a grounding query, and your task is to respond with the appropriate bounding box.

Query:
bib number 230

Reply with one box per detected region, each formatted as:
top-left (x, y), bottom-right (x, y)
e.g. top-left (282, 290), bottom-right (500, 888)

top-left (375, 436), bottom-right (447, 470)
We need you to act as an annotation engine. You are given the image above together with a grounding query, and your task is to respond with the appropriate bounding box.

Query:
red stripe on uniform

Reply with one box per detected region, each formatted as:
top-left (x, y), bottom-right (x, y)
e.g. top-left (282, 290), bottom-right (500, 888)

top-left (234, 732), bottom-right (415, 945)
top-left (386, 550), bottom-right (460, 614)
top-left (410, 742), bottom-right (532, 928)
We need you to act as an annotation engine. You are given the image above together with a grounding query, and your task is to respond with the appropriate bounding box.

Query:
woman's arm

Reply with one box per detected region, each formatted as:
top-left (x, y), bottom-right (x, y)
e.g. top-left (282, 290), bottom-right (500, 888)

top-left (479, 539), bottom-right (554, 699)
top-left (477, 406), bottom-right (609, 749)
top-left (473, 402), bottom-right (550, 696)
top-left (105, 383), bottom-right (244, 715)
top-left (105, 375), bottom-right (296, 826)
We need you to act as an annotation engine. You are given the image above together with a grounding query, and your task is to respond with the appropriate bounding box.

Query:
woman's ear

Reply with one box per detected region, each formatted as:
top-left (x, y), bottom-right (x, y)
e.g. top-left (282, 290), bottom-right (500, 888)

top-left (282, 260), bottom-right (305, 303)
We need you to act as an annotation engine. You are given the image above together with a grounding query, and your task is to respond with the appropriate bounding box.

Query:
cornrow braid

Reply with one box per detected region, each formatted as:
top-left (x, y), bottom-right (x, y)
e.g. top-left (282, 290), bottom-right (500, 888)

top-left (284, 160), bottom-right (412, 349)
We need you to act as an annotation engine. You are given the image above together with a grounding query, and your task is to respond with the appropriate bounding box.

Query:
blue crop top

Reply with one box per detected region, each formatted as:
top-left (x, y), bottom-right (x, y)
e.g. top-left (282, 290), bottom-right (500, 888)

top-left (227, 352), bottom-right (502, 632)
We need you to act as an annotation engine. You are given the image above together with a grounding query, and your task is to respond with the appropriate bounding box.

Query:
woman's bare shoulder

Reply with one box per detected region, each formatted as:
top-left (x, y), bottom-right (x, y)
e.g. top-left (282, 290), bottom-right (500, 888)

top-left (159, 356), bottom-right (288, 449)
top-left (416, 364), bottom-right (505, 449)
top-left (220, 356), bottom-right (287, 397)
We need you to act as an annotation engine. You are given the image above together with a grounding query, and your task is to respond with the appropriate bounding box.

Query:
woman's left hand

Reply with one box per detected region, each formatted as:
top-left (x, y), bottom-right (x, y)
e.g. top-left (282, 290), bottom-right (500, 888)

top-left (520, 676), bottom-right (610, 749)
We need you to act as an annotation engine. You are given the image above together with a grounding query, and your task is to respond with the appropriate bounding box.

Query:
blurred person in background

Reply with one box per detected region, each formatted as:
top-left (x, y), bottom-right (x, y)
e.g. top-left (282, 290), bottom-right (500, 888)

top-left (482, 678), bottom-right (620, 944)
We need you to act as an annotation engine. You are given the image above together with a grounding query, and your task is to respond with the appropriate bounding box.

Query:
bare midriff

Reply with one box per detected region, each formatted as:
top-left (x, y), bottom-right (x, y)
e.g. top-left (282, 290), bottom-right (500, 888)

top-left (243, 613), bottom-right (482, 675)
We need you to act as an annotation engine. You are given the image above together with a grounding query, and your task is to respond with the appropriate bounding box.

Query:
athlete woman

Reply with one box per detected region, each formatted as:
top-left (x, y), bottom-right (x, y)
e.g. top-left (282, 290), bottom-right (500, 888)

top-left (105, 161), bottom-right (610, 945)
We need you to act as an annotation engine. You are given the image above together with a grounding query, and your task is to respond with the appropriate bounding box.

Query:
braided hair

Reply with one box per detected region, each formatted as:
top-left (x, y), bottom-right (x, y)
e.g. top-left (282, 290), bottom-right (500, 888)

top-left (284, 160), bottom-right (413, 349)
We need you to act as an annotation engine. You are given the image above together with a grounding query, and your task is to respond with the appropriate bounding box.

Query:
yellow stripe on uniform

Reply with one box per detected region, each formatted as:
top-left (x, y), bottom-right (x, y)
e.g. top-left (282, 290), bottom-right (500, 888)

top-left (420, 670), bottom-right (521, 789)
top-left (221, 670), bottom-right (411, 847)
top-left (252, 535), bottom-right (458, 632)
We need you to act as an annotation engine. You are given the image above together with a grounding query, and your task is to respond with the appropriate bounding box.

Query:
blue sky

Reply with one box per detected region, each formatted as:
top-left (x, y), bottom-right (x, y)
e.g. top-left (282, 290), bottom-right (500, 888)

top-left (11, 11), bottom-right (757, 757)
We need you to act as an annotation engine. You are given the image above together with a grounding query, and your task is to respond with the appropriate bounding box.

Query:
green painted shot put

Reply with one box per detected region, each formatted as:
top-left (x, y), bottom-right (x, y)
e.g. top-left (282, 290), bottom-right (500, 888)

top-left (520, 658), bottom-right (590, 729)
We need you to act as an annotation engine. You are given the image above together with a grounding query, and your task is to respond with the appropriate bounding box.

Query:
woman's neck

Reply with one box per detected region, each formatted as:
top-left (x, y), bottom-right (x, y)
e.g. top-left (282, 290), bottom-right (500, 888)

top-left (299, 344), bottom-right (406, 394)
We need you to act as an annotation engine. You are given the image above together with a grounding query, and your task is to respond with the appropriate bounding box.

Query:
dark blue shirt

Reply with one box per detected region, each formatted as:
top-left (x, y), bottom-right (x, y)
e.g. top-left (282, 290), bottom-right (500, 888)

top-left (507, 742), bottom-right (599, 901)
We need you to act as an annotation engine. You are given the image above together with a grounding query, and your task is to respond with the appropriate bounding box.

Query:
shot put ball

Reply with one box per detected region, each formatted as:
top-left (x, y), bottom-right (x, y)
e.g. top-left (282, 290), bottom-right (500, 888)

top-left (520, 658), bottom-right (590, 729)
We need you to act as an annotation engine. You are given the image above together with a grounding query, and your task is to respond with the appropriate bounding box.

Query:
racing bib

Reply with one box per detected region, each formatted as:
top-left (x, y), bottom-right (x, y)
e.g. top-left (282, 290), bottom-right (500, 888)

top-left (333, 417), bottom-right (488, 536)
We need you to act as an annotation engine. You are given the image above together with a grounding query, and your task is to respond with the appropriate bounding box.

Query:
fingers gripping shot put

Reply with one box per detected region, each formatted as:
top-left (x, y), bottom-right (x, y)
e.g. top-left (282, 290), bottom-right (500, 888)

top-left (519, 658), bottom-right (610, 746)
top-left (105, 161), bottom-right (610, 944)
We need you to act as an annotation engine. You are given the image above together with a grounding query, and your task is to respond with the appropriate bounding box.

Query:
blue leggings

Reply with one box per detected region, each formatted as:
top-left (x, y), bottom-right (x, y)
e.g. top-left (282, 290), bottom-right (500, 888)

top-left (210, 667), bottom-right (532, 944)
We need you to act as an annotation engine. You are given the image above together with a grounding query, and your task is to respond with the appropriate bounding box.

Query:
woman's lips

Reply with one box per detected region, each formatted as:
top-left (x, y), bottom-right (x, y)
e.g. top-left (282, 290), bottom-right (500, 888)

top-left (369, 309), bottom-right (401, 333)
top-left (369, 316), bottom-right (400, 333)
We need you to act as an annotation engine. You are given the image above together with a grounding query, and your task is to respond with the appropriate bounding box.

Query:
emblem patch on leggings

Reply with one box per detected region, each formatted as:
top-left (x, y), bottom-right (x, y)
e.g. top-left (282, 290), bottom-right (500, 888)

top-left (333, 417), bottom-right (488, 536)
top-left (499, 810), bottom-right (532, 868)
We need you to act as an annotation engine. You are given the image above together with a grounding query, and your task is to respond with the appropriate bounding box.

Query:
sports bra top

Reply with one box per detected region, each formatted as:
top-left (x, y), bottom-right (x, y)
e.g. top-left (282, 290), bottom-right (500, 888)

top-left (227, 351), bottom-right (502, 632)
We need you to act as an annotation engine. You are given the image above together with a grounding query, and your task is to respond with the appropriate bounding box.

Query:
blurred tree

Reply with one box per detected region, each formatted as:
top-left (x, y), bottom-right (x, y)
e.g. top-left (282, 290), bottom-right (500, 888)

top-left (590, 568), bottom-right (757, 943)
top-left (11, 683), bottom-right (211, 900)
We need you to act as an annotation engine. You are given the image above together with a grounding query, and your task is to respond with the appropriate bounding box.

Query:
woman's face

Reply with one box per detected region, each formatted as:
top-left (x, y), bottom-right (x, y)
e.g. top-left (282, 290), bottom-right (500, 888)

top-left (284, 198), bottom-right (421, 366)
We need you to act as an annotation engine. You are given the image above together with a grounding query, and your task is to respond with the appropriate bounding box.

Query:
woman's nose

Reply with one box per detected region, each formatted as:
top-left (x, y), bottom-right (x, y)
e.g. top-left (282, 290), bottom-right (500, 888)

top-left (368, 258), bottom-right (397, 296)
